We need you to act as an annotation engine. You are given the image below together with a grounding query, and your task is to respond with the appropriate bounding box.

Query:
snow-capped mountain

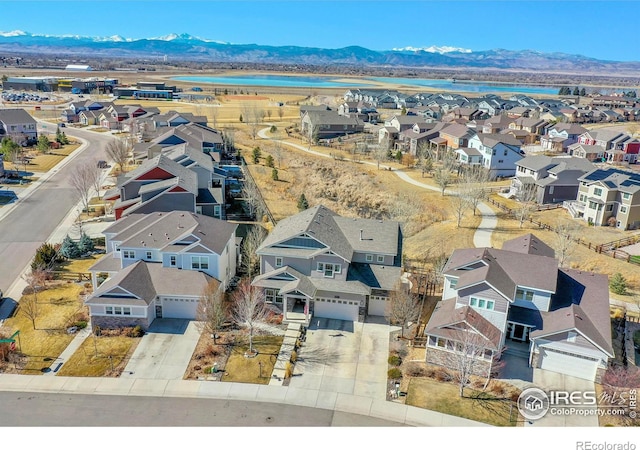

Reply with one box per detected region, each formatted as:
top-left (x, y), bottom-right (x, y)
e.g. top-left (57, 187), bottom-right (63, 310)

top-left (392, 45), bottom-right (472, 54)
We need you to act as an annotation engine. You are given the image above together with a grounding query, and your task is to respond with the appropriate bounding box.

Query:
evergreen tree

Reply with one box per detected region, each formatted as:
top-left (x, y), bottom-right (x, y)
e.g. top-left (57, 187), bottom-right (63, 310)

top-left (580, 88), bottom-right (586, 96)
top-left (271, 168), bottom-right (279, 181)
top-left (572, 87), bottom-right (580, 96)
top-left (265, 154), bottom-right (274, 168)
top-left (395, 150), bottom-right (403, 161)
top-left (252, 146), bottom-right (261, 164)
top-left (610, 272), bottom-right (628, 295)
top-left (78, 233), bottom-right (95, 255)
top-left (239, 114), bottom-right (243, 123)
top-left (31, 242), bottom-right (60, 271)
top-left (60, 235), bottom-right (82, 259)
top-left (36, 135), bottom-right (50, 154)
top-left (297, 193), bottom-right (309, 211)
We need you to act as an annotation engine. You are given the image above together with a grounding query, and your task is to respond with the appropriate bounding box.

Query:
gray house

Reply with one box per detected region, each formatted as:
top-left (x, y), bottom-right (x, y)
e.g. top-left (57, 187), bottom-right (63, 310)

top-left (424, 234), bottom-right (612, 382)
top-left (301, 110), bottom-right (364, 140)
top-left (251, 205), bottom-right (403, 325)
top-left (510, 155), bottom-right (595, 204)
top-left (0, 108), bottom-right (38, 144)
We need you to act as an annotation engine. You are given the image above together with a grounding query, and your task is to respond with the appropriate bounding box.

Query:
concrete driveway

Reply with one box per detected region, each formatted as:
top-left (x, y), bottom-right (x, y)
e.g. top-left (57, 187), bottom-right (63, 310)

top-left (528, 368), bottom-right (599, 427)
top-left (289, 317), bottom-right (391, 400)
top-left (120, 319), bottom-right (201, 380)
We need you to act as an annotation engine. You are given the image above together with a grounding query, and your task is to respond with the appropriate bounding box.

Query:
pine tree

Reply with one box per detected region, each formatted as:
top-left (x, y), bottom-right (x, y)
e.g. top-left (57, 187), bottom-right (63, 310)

top-left (265, 154), bottom-right (274, 168)
top-left (572, 87), bottom-right (580, 96)
top-left (609, 273), bottom-right (628, 295)
top-left (239, 114), bottom-right (243, 123)
top-left (271, 168), bottom-right (279, 181)
top-left (78, 233), bottom-right (95, 255)
top-left (580, 88), bottom-right (586, 96)
top-left (252, 147), bottom-right (261, 164)
top-left (60, 235), bottom-right (82, 259)
top-left (297, 193), bottom-right (309, 211)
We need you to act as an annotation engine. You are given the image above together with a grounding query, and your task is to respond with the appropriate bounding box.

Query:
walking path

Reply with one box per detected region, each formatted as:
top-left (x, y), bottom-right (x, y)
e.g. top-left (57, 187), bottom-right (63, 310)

top-left (257, 128), bottom-right (497, 248)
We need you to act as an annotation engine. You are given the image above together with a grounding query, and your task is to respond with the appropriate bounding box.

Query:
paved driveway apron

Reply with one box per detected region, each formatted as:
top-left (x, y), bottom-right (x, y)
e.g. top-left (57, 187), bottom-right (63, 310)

top-left (120, 319), bottom-right (200, 380)
top-left (289, 318), bottom-right (390, 400)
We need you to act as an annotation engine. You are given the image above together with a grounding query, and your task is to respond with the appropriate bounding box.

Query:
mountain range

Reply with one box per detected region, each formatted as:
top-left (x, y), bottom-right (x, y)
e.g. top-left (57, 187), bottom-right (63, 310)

top-left (1, 30), bottom-right (639, 74)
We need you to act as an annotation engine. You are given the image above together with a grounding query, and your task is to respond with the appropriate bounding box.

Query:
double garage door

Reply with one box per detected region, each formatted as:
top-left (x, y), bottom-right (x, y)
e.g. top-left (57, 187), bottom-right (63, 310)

top-left (160, 297), bottom-right (199, 319)
top-left (314, 298), bottom-right (359, 321)
top-left (539, 348), bottom-right (599, 381)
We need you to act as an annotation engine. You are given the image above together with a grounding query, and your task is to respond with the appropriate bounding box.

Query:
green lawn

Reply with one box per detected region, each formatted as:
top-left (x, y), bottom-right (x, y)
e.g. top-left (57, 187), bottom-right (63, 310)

top-left (221, 335), bottom-right (283, 384)
top-left (406, 377), bottom-right (521, 426)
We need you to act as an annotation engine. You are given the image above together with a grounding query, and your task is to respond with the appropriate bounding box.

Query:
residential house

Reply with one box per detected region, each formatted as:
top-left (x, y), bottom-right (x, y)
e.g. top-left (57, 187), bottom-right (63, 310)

top-left (565, 168), bottom-right (640, 229)
top-left (86, 211), bottom-right (237, 329)
top-left (480, 115), bottom-right (515, 134)
top-left (578, 130), bottom-right (640, 164)
top-left (467, 133), bottom-right (523, 177)
top-left (510, 155), bottom-right (595, 204)
top-left (540, 123), bottom-right (588, 152)
top-left (438, 123), bottom-right (475, 149)
top-left (424, 234), bottom-right (613, 382)
top-left (508, 117), bottom-right (549, 144)
top-left (301, 110), bottom-right (364, 140)
top-left (0, 108), bottom-right (38, 144)
top-left (251, 205), bottom-right (403, 325)
top-left (567, 143), bottom-right (606, 162)
top-left (455, 147), bottom-right (483, 166)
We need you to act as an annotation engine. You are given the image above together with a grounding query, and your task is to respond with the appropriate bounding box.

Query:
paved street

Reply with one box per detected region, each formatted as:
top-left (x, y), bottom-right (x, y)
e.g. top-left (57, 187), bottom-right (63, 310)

top-left (0, 127), bottom-right (115, 307)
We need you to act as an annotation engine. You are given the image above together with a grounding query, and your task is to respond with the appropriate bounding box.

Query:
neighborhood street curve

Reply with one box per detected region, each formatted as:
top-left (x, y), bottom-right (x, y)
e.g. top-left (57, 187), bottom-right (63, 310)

top-left (0, 127), bottom-right (116, 302)
top-left (258, 127), bottom-right (496, 248)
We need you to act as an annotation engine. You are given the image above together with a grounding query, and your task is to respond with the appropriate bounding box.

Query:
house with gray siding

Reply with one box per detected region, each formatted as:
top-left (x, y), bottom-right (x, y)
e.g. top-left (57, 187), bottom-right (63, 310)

top-left (0, 108), bottom-right (38, 144)
top-left (424, 234), bottom-right (613, 382)
top-left (87, 211), bottom-right (237, 329)
top-left (251, 205), bottom-right (403, 325)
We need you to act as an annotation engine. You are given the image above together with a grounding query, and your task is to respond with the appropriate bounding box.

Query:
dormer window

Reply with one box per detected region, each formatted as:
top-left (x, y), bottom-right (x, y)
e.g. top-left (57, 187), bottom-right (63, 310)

top-left (568, 331), bottom-right (577, 343)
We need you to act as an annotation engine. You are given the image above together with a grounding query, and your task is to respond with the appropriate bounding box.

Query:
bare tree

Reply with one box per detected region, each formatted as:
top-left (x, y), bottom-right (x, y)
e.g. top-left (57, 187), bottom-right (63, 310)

top-left (241, 175), bottom-right (263, 221)
top-left (277, 105), bottom-right (284, 121)
top-left (386, 193), bottom-right (421, 235)
top-left (513, 183), bottom-right (538, 228)
top-left (441, 318), bottom-right (502, 397)
top-left (374, 135), bottom-right (390, 169)
top-left (553, 223), bottom-right (581, 267)
top-left (271, 138), bottom-right (284, 168)
top-left (434, 166), bottom-right (453, 196)
top-left (240, 224), bottom-right (267, 277)
top-left (460, 166), bottom-right (491, 216)
top-left (70, 160), bottom-right (101, 214)
top-left (231, 279), bottom-right (270, 355)
top-left (242, 103), bottom-right (263, 141)
top-left (20, 269), bottom-right (47, 330)
top-left (450, 193), bottom-right (470, 228)
top-left (195, 281), bottom-right (227, 344)
top-left (386, 280), bottom-right (421, 338)
top-left (105, 138), bottom-right (131, 174)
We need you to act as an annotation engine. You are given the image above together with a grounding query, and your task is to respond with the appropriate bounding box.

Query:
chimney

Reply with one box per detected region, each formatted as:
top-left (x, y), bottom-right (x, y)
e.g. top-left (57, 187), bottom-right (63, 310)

top-left (359, 229), bottom-right (363, 241)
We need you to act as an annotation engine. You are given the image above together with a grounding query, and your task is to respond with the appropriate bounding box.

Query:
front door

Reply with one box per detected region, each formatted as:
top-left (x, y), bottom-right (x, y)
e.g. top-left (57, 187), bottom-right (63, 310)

top-left (508, 323), bottom-right (530, 342)
top-left (155, 305), bottom-right (163, 318)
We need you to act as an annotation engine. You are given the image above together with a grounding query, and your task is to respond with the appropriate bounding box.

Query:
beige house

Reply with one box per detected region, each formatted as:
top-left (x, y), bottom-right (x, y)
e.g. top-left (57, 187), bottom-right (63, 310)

top-left (565, 167), bottom-right (640, 229)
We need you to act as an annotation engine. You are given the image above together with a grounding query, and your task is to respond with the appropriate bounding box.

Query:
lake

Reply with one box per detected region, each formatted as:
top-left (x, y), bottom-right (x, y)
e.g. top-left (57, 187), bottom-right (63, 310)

top-left (172, 74), bottom-right (560, 96)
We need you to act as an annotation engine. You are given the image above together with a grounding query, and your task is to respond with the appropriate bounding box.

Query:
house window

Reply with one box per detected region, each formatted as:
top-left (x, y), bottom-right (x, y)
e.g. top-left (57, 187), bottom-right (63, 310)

top-left (449, 278), bottom-right (458, 289)
top-left (593, 187), bottom-right (603, 196)
top-left (105, 306), bottom-right (113, 314)
top-left (123, 250), bottom-right (135, 259)
top-left (623, 192), bottom-right (630, 201)
top-left (470, 297), bottom-right (494, 311)
top-left (106, 306), bottom-right (131, 316)
top-left (588, 201), bottom-right (597, 210)
top-left (323, 263), bottom-right (341, 277)
top-left (191, 256), bottom-right (209, 270)
top-left (376, 255), bottom-right (385, 263)
top-left (549, 186), bottom-right (554, 195)
top-left (568, 331), bottom-right (577, 343)
top-left (606, 204), bottom-right (613, 212)
top-left (504, 149), bottom-right (508, 156)
top-left (275, 257), bottom-right (283, 268)
top-left (265, 289), bottom-right (283, 304)
top-left (365, 254), bottom-right (373, 262)
top-left (516, 288), bottom-right (534, 302)
top-left (621, 206), bottom-right (628, 214)
top-left (146, 251), bottom-right (152, 260)
top-left (170, 256), bottom-right (176, 266)
top-left (317, 262), bottom-right (324, 272)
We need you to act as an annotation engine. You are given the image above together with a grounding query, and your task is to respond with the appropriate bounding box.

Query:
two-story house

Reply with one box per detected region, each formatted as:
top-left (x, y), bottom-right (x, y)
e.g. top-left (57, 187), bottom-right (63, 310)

top-left (510, 155), bottom-right (595, 204)
top-left (540, 123), bottom-right (588, 153)
top-left (0, 108), bottom-right (38, 145)
top-left (87, 211), bottom-right (238, 329)
top-left (438, 123), bottom-right (475, 149)
top-left (424, 234), bottom-right (613, 382)
top-left (251, 205), bottom-right (403, 325)
top-left (565, 168), bottom-right (640, 229)
top-left (301, 110), bottom-right (364, 141)
top-left (467, 133), bottom-right (523, 178)
top-left (577, 129), bottom-right (640, 164)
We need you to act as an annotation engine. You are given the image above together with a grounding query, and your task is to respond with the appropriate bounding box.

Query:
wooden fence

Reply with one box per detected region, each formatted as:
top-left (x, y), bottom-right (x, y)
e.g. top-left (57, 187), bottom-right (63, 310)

top-left (485, 197), bottom-right (640, 267)
top-left (51, 271), bottom-right (91, 282)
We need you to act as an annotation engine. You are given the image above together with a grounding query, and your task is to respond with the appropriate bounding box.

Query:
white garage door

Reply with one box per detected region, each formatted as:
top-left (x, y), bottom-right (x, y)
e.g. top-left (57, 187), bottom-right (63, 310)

top-left (314, 298), bottom-right (359, 321)
top-left (539, 348), bottom-right (598, 381)
top-left (161, 297), bottom-right (199, 319)
top-left (368, 295), bottom-right (388, 316)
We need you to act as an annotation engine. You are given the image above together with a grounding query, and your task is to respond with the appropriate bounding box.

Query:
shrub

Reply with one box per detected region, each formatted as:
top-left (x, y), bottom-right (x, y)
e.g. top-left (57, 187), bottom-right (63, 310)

top-left (492, 384), bottom-right (507, 397)
top-left (74, 320), bottom-right (88, 329)
top-left (271, 168), bottom-right (279, 181)
top-left (128, 325), bottom-right (144, 338)
top-left (93, 326), bottom-right (101, 336)
top-left (205, 343), bottom-right (222, 357)
top-left (290, 350), bottom-right (297, 363)
top-left (285, 362), bottom-right (294, 378)
top-left (388, 355), bottom-right (401, 366)
top-left (270, 125), bottom-right (277, 133)
top-left (424, 367), bottom-right (438, 379)
top-left (435, 367), bottom-right (452, 382)
top-left (404, 362), bottom-right (427, 377)
top-left (610, 272), bottom-right (628, 295)
top-left (388, 368), bottom-right (402, 379)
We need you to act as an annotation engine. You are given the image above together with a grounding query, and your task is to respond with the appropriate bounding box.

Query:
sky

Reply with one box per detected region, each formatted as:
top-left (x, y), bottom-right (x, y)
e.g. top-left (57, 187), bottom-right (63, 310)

top-left (1, 1), bottom-right (640, 61)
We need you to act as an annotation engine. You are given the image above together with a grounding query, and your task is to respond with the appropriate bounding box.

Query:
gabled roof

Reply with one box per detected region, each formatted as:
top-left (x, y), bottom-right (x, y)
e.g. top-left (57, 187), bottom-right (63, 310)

top-left (440, 123), bottom-right (474, 139)
top-left (0, 108), bottom-right (37, 125)
top-left (103, 210), bottom-right (237, 255)
top-left (501, 233), bottom-right (555, 258)
top-left (474, 133), bottom-right (522, 148)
